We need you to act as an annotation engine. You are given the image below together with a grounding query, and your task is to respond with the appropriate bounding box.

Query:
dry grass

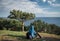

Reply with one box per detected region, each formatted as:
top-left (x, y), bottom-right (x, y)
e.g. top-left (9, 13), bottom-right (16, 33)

top-left (39, 32), bottom-right (60, 39)
top-left (0, 35), bottom-right (17, 41)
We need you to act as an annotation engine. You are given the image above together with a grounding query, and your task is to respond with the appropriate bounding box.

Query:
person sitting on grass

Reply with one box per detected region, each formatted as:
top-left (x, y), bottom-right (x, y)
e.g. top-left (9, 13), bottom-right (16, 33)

top-left (26, 25), bottom-right (36, 39)
top-left (26, 25), bottom-right (41, 39)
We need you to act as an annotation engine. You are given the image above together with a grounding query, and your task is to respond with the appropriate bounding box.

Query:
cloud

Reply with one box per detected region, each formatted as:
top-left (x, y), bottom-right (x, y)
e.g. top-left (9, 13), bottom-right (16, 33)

top-left (42, 0), bottom-right (56, 3)
top-left (42, 0), bottom-right (60, 7)
top-left (51, 3), bottom-right (60, 7)
top-left (47, 0), bottom-right (56, 5)
top-left (0, 0), bottom-right (60, 17)
top-left (42, 0), bottom-right (46, 2)
top-left (46, 0), bottom-right (60, 7)
top-left (0, 0), bottom-right (44, 14)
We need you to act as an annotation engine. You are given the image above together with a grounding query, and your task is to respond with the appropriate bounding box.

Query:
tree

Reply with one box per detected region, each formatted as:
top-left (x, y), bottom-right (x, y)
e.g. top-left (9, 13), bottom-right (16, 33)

top-left (0, 18), bottom-right (5, 30)
top-left (32, 20), bottom-right (45, 32)
top-left (8, 9), bottom-right (35, 31)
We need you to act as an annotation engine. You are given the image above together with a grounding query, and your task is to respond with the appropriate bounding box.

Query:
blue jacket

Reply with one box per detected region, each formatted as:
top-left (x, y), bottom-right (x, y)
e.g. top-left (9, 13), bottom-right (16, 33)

top-left (28, 25), bottom-right (36, 38)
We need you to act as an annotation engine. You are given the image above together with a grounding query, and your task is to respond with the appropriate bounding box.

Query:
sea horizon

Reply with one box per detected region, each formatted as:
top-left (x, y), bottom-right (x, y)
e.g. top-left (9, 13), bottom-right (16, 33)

top-left (0, 17), bottom-right (60, 27)
top-left (25, 17), bottom-right (60, 27)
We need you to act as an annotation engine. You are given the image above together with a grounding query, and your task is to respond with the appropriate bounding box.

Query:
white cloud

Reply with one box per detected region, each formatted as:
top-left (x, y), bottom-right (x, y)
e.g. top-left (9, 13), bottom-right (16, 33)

top-left (46, 0), bottom-right (60, 7)
top-left (43, 0), bottom-right (60, 7)
top-left (1, 0), bottom-right (44, 14)
top-left (51, 4), bottom-right (60, 7)
top-left (42, 0), bottom-right (56, 3)
top-left (48, 1), bottom-right (52, 5)
top-left (47, 0), bottom-right (56, 5)
top-left (0, 0), bottom-right (60, 17)
top-left (42, 0), bottom-right (46, 2)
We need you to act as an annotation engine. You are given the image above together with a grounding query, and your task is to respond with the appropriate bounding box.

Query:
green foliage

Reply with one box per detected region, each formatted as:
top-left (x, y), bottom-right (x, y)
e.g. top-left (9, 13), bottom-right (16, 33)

top-left (0, 18), bottom-right (22, 30)
top-left (8, 9), bottom-right (35, 31)
top-left (31, 20), bottom-right (45, 32)
top-left (49, 24), bottom-right (60, 35)
top-left (24, 26), bottom-right (29, 31)
top-left (31, 20), bottom-right (60, 35)
top-left (8, 9), bottom-right (35, 20)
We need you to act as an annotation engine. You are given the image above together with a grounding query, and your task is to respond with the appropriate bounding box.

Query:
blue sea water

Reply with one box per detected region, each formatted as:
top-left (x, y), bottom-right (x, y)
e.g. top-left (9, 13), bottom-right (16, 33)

top-left (24, 17), bottom-right (60, 26)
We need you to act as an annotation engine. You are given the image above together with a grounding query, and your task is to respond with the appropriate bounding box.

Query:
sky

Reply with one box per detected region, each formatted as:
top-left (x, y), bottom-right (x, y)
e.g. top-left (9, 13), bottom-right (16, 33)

top-left (0, 0), bottom-right (60, 17)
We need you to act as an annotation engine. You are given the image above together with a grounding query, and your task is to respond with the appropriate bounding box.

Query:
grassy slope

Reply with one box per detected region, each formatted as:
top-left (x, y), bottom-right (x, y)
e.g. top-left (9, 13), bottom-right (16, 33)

top-left (0, 30), bottom-right (26, 36)
top-left (0, 30), bottom-right (60, 41)
top-left (39, 33), bottom-right (60, 39)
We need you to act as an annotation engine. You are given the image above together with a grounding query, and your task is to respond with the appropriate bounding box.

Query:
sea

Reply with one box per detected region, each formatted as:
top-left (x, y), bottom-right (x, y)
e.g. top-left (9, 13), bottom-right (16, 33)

top-left (24, 17), bottom-right (60, 27)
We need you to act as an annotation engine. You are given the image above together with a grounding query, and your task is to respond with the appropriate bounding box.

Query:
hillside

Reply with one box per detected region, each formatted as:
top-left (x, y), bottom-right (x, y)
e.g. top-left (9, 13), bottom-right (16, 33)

top-left (0, 30), bottom-right (60, 41)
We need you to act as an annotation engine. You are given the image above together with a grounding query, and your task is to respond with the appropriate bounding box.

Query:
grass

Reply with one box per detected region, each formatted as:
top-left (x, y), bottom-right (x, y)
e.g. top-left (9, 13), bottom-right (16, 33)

top-left (0, 30), bottom-right (43, 41)
top-left (0, 30), bottom-right (26, 36)
top-left (0, 30), bottom-right (60, 41)
top-left (39, 33), bottom-right (60, 39)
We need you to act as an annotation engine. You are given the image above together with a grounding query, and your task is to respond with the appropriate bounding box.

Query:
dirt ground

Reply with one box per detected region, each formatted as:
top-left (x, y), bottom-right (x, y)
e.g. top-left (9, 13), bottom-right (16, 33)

top-left (0, 35), bottom-right (60, 41)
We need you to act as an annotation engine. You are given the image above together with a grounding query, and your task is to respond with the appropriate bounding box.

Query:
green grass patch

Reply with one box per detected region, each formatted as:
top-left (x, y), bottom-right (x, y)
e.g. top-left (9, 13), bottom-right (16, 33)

top-left (0, 30), bottom-right (26, 36)
top-left (0, 30), bottom-right (43, 41)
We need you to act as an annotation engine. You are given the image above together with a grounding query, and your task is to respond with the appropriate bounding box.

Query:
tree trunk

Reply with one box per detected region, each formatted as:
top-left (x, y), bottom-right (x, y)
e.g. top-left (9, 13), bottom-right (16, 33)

top-left (22, 21), bottom-right (24, 32)
top-left (45, 27), bottom-right (47, 32)
top-left (49, 26), bottom-right (51, 33)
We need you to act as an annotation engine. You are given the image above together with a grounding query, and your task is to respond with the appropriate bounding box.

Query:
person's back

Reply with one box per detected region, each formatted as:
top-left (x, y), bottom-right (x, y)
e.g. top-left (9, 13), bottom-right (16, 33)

top-left (26, 25), bottom-right (36, 39)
